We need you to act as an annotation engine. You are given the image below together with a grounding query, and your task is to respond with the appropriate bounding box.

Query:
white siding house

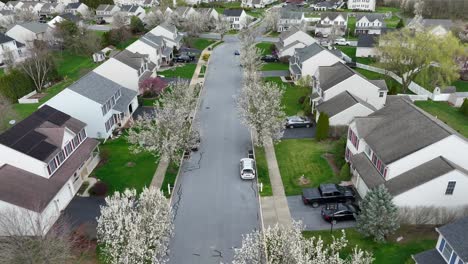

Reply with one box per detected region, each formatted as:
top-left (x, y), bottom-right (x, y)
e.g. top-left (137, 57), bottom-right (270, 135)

top-left (315, 12), bottom-right (347, 37)
top-left (223, 9), bottom-right (248, 30)
top-left (6, 22), bottom-right (52, 46)
top-left (407, 19), bottom-right (454, 37)
top-left (120, 4), bottom-right (146, 21)
top-left (126, 32), bottom-right (169, 68)
top-left (276, 26), bottom-right (316, 58)
top-left (45, 72), bottom-right (138, 139)
top-left (0, 32), bottom-right (25, 64)
top-left (195, 8), bottom-right (219, 20)
top-left (149, 22), bottom-right (184, 49)
top-left (346, 97), bottom-right (468, 212)
top-left (356, 34), bottom-right (378, 58)
top-left (64, 2), bottom-right (89, 16)
top-left (93, 49), bottom-right (157, 93)
top-left (277, 10), bottom-right (304, 32)
top-left (0, 105), bottom-right (99, 236)
top-left (347, 0), bottom-right (376, 11)
top-left (354, 14), bottom-right (385, 35)
top-left (96, 4), bottom-right (121, 24)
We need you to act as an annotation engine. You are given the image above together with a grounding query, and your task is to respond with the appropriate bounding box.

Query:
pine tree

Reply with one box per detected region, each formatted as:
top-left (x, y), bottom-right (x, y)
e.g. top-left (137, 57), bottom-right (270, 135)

top-left (356, 185), bottom-right (400, 242)
top-left (315, 113), bottom-right (329, 141)
top-left (396, 18), bottom-right (405, 29)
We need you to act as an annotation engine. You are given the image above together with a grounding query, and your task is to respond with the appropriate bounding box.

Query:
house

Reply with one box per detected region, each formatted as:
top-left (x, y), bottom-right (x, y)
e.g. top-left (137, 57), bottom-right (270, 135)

top-left (6, 22), bottom-right (51, 46)
top-left (355, 13), bottom-right (385, 35)
top-left (356, 34), bottom-right (378, 58)
top-left (39, 3), bottom-right (64, 18)
top-left (174, 6), bottom-right (197, 19)
top-left (196, 7), bottom-right (219, 21)
top-left (241, 0), bottom-right (275, 8)
top-left (126, 32), bottom-right (172, 68)
top-left (93, 49), bottom-right (157, 93)
top-left (0, 105), bottom-right (100, 236)
top-left (48, 13), bottom-right (84, 28)
top-left (312, 62), bottom-right (387, 126)
top-left (413, 216), bottom-right (468, 264)
top-left (96, 4), bottom-right (121, 24)
top-left (45, 72), bottom-right (138, 139)
top-left (347, 0), bottom-right (376, 11)
top-left (149, 22), bottom-right (184, 49)
top-left (346, 97), bottom-right (468, 210)
top-left (57, 0), bottom-right (79, 7)
top-left (120, 4), bottom-right (146, 21)
top-left (0, 10), bottom-right (15, 28)
top-left (407, 19), bottom-right (454, 36)
top-left (3, 1), bottom-right (21, 10)
top-left (277, 9), bottom-right (304, 32)
top-left (0, 32), bottom-right (25, 64)
top-left (289, 43), bottom-right (344, 80)
top-left (315, 12), bottom-right (348, 37)
top-left (223, 9), bottom-right (248, 30)
top-left (113, 0), bottom-right (157, 7)
top-left (275, 26), bottom-right (316, 58)
top-left (64, 2), bottom-right (89, 16)
top-left (311, 0), bottom-right (344, 11)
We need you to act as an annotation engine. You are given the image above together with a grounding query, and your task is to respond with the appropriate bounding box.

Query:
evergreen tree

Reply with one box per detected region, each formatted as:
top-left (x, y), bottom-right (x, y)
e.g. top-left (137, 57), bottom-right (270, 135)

top-left (396, 18), bottom-right (405, 29)
top-left (339, 163), bottom-right (350, 181)
top-left (356, 185), bottom-right (400, 242)
top-left (315, 113), bottom-right (329, 141)
top-left (130, 16), bottom-right (145, 33)
top-left (460, 99), bottom-right (468, 117)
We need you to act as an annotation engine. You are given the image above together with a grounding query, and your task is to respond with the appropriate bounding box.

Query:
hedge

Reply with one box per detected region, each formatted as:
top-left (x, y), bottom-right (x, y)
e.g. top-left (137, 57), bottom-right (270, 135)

top-left (0, 69), bottom-right (35, 102)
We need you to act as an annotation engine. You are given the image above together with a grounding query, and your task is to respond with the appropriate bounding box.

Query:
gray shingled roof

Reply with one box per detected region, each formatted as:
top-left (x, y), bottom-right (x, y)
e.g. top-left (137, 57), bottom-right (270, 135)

top-left (295, 43), bottom-right (326, 63)
top-left (350, 153), bottom-right (385, 189)
top-left (113, 87), bottom-right (137, 113)
top-left (320, 12), bottom-right (346, 20)
top-left (280, 9), bottom-right (303, 19)
top-left (15, 22), bottom-right (49, 33)
top-left (66, 2), bottom-right (81, 9)
top-left (356, 13), bottom-right (384, 23)
top-left (96, 4), bottom-right (115, 11)
top-left (68, 72), bottom-right (127, 105)
top-left (121, 4), bottom-right (140, 12)
top-left (223, 9), bottom-right (244, 17)
top-left (318, 62), bottom-right (355, 91)
top-left (316, 91), bottom-right (375, 117)
top-left (279, 25), bottom-right (301, 41)
top-left (0, 32), bottom-right (14, 44)
top-left (140, 32), bottom-right (164, 48)
top-left (113, 50), bottom-right (149, 70)
top-left (354, 97), bottom-right (457, 163)
top-left (357, 34), bottom-right (377, 48)
top-left (408, 18), bottom-right (453, 30)
top-left (437, 216), bottom-right (468, 262)
top-left (160, 22), bottom-right (177, 33)
top-left (413, 249), bottom-right (445, 264)
top-left (368, 79), bottom-right (388, 91)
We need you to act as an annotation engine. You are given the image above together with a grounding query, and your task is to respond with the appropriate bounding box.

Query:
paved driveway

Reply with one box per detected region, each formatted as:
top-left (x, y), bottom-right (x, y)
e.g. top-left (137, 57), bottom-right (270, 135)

top-left (261, 70), bottom-right (290, 77)
top-left (61, 196), bottom-right (106, 238)
top-left (287, 195), bottom-right (356, 231)
top-left (282, 127), bottom-right (315, 139)
top-left (169, 40), bottom-right (260, 264)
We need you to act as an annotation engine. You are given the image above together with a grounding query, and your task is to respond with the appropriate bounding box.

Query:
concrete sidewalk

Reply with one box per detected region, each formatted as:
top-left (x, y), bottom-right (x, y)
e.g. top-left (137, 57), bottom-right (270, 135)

top-left (261, 138), bottom-right (292, 228)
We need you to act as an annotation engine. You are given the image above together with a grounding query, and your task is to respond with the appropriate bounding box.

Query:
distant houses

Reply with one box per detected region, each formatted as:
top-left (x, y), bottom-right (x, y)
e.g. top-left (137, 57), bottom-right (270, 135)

top-left (315, 12), bottom-right (348, 37)
top-left (277, 9), bottom-right (305, 32)
top-left (223, 9), bottom-right (248, 30)
top-left (276, 26), bottom-right (316, 58)
top-left (347, 0), bottom-right (377, 11)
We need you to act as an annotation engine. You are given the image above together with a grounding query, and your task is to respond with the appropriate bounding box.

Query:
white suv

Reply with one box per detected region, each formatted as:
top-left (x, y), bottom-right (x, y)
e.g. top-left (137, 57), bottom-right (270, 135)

top-left (240, 158), bottom-right (256, 180)
top-left (334, 38), bottom-right (351, 46)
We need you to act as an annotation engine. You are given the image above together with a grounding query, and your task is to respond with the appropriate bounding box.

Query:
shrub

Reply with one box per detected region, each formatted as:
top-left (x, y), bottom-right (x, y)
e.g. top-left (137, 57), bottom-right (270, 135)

top-left (0, 69), bottom-right (35, 101)
top-left (100, 149), bottom-right (110, 164)
top-left (298, 96), bottom-right (306, 104)
top-left (130, 16), bottom-right (145, 33)
top-left (202, 54), bottom-right (210, 61)
top-left (90, 181), bottom-right (108, 196)
top-left (460, 98), bottom-right (468, 116)
top-left (396, 18), bottom-right (405, 29)
top-left (139, 77), bottom-right (167, 97)
top-left (333, 135), bottom-right (347, 168)
top-left (302, 97), bottom-right (312, 117)
top-left (338, 163), bottom-right (350, 181)
top-left (315, 113), bottom-right (329, 141)
top-left (102, 27), bottom-right (132, 47)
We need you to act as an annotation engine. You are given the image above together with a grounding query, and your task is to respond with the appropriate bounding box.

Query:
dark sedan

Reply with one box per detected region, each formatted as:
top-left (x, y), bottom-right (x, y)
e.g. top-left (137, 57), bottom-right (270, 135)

top-left (285, 116), bottom-right (313, 128)
top-left (261, 55), bottom-right (279, 62)
top-left (321, 203), bottom-right (359, 222)
top-left (174, 55), bottom-right (191, 63)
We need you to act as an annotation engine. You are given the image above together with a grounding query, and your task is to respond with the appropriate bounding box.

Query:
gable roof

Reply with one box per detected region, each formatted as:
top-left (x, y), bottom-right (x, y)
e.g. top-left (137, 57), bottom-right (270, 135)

top-left (357, 34), bottom-right (378, 48)
top-left (408, 18), bottom-right (453, 30)
top-left (280, 9), bottom-right (303, 19)
top-left (321, 12), bottom-right (346, 20)
top-left (354, 97), bottom-right (458, 163)
top-left (223, 9), bottom-right (243, 17)
top-left (13, 22), bottom-right (49, 33)
top-left (96, 4), bottom-right (115, 11)
top-left (60, 13), bottom-right (82, 23)
top-left (0, 105), bottom-right (85, 162)
top-left (437, 216), bottom-right (468, 262)
top-left (317, 91), bottom-right (376, 117)
top-left (368, 79), bottom-right (388, 91)
top-left (139, 32), bottom-right (164, 48)
top-left (121, 4), bottom-right (140, 12)
top-left (318, 62), bottom-right (355, 91)
top-left (68, 72), bottom-right (126, 105)
top-left (0, 32), bottom-right (15, 44)
top-left (294, 43), bottom-right (328, 62)
top-left (279, 25), bottom-right (301, 40)
top-left (159, 22), bottom-right (177, 33)
top-left (66, 2), bottom-right (81, 9)
top-left (196, 7), bottom-right (216, 15)
top-left (113, 49), bottom-right (149, 70)
top-left (356, 13), bottom-right (384, 22)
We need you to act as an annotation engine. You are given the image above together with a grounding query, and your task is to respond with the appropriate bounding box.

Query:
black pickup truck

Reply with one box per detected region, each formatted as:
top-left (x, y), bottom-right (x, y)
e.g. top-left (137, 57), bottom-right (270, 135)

top-left (302, 184), bottom-right (355, 208)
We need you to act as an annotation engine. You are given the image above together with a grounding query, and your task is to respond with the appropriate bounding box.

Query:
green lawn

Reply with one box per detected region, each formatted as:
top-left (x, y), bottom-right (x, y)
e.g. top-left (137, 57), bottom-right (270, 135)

top-left (274, 139), bottom-right (339, 196)
top-left (93, 136), bottom-right (159, 195)
top-left (142, 98), bottom-right (157, 107)
top-left (356, 57), bottom-right (376, 65)
top-left (12, 51), bottom-right (97, 121)
top-left (247, 9), bottom-right (264, 18)
top-left (0, 68), bottom-right (4, 76)
top-left (255, 146), bottom-right (272, 196)
top-left (262, 62), bottom-right (289, 71)
top-left (347, 16), bottom-right (356, 37)
top-left (266, 31), bottom-right (280, 37)
top-left (385, 15), bottom-right (401, 28)
top-left (453, 80), bottom-right (468, 92)
top-left (265, 77), bottom-right (309, 116)
top-left (336, 46), bottom-right (356, 61)
top-left (415, 101), bottom-right (468, 137)
top-left (375, 6), bottom-right (401, 13)
top-left (256, 42), bottom-right (274, 55)
top-left (188, 38), bottom-right (216, 50)
top-left (354, 68), bottom-right (403, 94)
top-left (303, 226), bottom-right (437, 264)
top-left (161, 162), bottom-right (179, 197)
top-left (158, 64), bottom-right (197, 79)
top-left (116, 37), bottom-right (138, 50)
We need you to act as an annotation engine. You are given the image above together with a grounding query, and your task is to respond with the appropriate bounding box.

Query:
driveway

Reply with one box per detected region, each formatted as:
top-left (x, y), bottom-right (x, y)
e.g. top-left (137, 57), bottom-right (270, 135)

top-left (287, 195), bottom-right (356, 231)
top-left (61, 196), bottom-right (106, 238)
top-left (169, 40), bottom-right (260, 263)
top-left (282, 127), bottom-right (315, 139)
top-left (261, 70), bottom-right (290, 77)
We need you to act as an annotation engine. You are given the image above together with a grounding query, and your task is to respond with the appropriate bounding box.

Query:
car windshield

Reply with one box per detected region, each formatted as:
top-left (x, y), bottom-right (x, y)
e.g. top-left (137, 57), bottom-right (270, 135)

top-left (242, 169), bottom-right (254, 174)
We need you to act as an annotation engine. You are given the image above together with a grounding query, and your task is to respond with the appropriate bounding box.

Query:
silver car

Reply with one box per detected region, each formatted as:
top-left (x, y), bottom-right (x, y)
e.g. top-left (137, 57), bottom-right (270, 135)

top-left (285, 116), bottom-right (313, 128)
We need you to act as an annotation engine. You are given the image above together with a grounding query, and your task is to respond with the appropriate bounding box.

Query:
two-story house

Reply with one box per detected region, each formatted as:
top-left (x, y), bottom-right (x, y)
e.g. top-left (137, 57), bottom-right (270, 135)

top-left (93, 49), bottom-right (156, 93)
top-left (0, 32), bottom-right (25, 64)
top-left (223, 9), bottom-right (248, 30)
top-left (64, 2), bottom-right (89, 16)
top-left (6, 22), bottom-right (52, 46)
top-left (196, 7), bottom-right (219, 21)
top-left (96, 4), bottom-right (121, 24)
top-left (289, 43), bottom-right (344, 81)
top-left (311, 0), bottom-right (344, 11)
top-left (346, 97), bottom-right (468, 209)
top-left (0, 10), bottom-right (15, 28)
top-left (48, 13), bottom-right (85, 28)
top-left (126, 32), bottom-right (172, 68)
top-left (45, 72), bottom-right (138, 139)
top-left (0, 105), bottom-right (100, 236)
top-left (347, 0), bottom-right (376, 11)
top-left (119, 4), bottom-right (146, 22)
top-left (312, 62), bottom-right (387, 126)
top-left (413, 216), bottom-right (468, 264)
top-left (315, 12), bottom-right (348, 37)
top-left (276, 26), bottom-right (316, 58)
top-left (38, 3), bottom-right (64, 18)
top-left (356, 34), bottom-right (378, 58)
top-left (149, 22), bottom-right (184, 49)
top-left (174, 6), bottom-right (197, 19)
top-left (277, 9), bottom-right (305, 32)
top-left (355, 14), bottom-right (385, 35)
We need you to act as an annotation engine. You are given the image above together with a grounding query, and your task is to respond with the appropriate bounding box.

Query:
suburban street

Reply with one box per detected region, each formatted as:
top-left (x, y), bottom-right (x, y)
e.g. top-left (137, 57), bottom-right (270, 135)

top-left (168, 38), bottom-right (261, 263)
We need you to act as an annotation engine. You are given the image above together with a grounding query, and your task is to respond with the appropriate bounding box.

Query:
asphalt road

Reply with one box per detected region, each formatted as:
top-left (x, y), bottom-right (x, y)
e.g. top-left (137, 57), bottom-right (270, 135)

top-left (168, 38), bottom-right (260, 264)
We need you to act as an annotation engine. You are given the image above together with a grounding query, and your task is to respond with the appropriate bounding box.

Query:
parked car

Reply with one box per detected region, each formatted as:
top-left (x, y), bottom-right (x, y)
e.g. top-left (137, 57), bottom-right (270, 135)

top-left (261, 55), bottom-right (279, 62)
top-left (240, 158), bottom-right (256, 180)
top-left (285, 116), bottom-right (313, 128)
top-left (181, 52), bottom-right (196, 61)
top-left (234, 50), bottom-right (240, 55)
top-left (345, 62), bottom-right (357, 68)
top-left (334, 38), bottom-right (351, 46)
top-left (302, 184), bottom-right (355, 208)
top-left (174, 54), bottom-right (191, 63)
top-left (321, 203), bottom-right (360, 222)
top-left (96, 19), bottom-right (106, 25)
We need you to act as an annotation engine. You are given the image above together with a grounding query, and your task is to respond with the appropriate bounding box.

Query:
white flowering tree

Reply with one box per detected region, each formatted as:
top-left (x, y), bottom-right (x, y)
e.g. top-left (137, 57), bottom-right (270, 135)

top-left (127, 80), bottom-right (196, 164)
top-left (183, 13), bottom-right (209, 37)
top-left (263, 8), bottom-right (280, 33)
top-left (233, 222), bottom-right (374, 264)
top-left (97, 187), bottom-right (173, 264)
top-left (215, 16), bottom-right (231, 40)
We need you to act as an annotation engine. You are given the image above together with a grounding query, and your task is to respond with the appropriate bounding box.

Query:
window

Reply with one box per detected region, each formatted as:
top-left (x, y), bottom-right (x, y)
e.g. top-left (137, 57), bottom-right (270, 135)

top-left (348, 128), bottom-right (359, 149)
top-left (449, 253), bottom-right (458, 264)
top-left (364, 145), bottom-right (372, 157)
top-left (65, 142), bottom-right (73, 156)
top-left (345, 147), bottom-right (350, 160)
top-left (57, 151), bottom-right (65, 164)
top-left (442, 240), bottom-right (453, 261)
top-left (379, 92), bottom-right (385, 97)
top-left (47, 159), bottom-right (58, 174)
top-left (445, 181), bottom-right (456, 195)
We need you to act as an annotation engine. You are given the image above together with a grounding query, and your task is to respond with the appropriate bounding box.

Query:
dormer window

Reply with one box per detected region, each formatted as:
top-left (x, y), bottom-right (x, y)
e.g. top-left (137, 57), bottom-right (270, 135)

top-left (46, 128), bottom-right (87, 175)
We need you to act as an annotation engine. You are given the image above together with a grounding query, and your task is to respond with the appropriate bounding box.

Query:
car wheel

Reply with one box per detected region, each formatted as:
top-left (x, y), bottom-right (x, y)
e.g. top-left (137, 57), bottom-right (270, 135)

top-left (312, 202), bottom-right (319, 208)
top-left (306, 124), bottom-right (310, 128)
top-left (289, 125), bottom-right (294, 129)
